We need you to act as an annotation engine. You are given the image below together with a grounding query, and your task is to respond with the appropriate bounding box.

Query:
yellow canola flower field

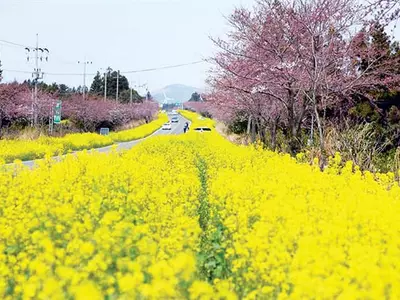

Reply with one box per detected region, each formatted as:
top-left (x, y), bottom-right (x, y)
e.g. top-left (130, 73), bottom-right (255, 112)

top-left (0, 114), bottom-right (167, 164)
top-left (1, 119), bottom-right (400, 299)
top-left (179, 110), bottom-right (216, 129)
top-left (109, 114), bottom-right (168, 142)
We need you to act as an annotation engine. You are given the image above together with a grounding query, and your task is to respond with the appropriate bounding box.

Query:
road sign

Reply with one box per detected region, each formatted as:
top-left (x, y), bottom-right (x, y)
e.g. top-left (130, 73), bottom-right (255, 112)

top-left (53, 100), bottom-right (62, 124)
top-left (100, 128), bottom-right (110, 135)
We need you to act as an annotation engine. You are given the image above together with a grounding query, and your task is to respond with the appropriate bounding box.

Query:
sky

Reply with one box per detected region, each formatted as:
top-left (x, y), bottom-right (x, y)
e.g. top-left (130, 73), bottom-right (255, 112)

top-left (0, 0), bottom-right (398, 95)
top-left (0, 0), bottom-right (250, 94)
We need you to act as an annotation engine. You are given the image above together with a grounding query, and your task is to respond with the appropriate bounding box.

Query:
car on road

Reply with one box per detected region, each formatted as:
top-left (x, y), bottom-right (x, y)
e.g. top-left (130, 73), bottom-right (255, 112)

top-left (171, 116), bottom-right (179, 123)
top-left (193, 127), bottom-right (212, 133)
top-left (162, 122), bottom-right (172, 130)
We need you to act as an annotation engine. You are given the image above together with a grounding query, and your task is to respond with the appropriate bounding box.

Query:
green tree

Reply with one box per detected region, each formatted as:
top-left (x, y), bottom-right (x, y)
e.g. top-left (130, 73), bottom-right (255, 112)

top-left (91, 68), bottom-right (130, 101)
top-left (77, 85), bottom-right (87, 94)
top-left (107, 70), bottom-right (129, 100)
top-left (188, 92), bottom-right (201, 102)
top-left (58, 84), bottom-right (70, 97)
top-left (47, 82), bottom-right (59, 93)
top-left (119, 89), bottom-right (143, 103)
top-left (90, 72), bottom-right (103, 96)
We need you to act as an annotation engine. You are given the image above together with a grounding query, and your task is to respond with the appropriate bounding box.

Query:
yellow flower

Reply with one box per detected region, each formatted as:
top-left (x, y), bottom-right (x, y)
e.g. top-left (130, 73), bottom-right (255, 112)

top-left (80, 241), bottom-right (95, 258)
top-left (189, 280), bottom-right (214, 299)
top-left (72, 281), bottom-right (103, 300)
top-left (118, 272), bottom-right (143, 293)
top-left (1, 112), bottom-right (400, 299)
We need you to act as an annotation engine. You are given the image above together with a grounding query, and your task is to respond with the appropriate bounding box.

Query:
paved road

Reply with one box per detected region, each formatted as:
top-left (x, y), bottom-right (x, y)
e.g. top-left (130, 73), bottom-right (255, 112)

top-left (95, 114), bottom-right (188, 152)
top-left (5, 114), bottom-right (190, 169)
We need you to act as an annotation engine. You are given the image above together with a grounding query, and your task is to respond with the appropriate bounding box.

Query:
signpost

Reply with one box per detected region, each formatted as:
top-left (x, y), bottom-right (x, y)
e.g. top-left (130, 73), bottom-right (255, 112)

top-left (49, 100), bottom-right (62, 134)
top-left (54, 100), bottom-right (62, 124)
top-left (100, 128), bottom-right (110, 135)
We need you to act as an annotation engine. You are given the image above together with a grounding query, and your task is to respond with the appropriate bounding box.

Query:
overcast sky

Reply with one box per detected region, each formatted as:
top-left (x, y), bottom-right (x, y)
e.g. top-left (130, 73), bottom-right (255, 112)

top-left (0, 0), bottom-right (249, 93)
top-left (0, 0), bottom-right (398, 94)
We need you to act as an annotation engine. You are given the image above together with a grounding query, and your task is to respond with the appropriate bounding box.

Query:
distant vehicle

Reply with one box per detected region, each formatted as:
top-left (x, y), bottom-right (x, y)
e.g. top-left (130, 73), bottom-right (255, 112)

top-left (171, 110), bottom-right (178, 115)
top-left (171, 116), bottom-right (179, 123)
top-left (194, 127), bottom-right (212, 132)
top-left (162, 122), bottom-right (172, 130)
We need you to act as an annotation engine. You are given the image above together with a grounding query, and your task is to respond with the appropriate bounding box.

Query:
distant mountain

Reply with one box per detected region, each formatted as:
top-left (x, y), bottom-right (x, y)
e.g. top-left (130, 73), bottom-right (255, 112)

top-left (152, 84), bottom-right (204, 103)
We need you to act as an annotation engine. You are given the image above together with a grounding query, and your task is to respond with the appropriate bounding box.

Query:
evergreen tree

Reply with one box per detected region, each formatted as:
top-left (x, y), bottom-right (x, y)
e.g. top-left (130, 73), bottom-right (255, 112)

top-left (119, 88), bottom-right (142, 103)
top-left (107, 70), bottom-right (129, 100)
top-left (90, 68), bottom-right (130, 101)
top-left (58, 84), bottom-right (70, 97)
top-left (188, 92), bottom-right (201, 102)
top-left (90, 71), bottom-right (103, 96)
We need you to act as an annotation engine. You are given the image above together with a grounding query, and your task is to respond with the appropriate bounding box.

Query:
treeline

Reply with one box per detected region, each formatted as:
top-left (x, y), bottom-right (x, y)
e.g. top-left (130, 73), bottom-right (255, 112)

top-left (206, 0), bottom-right (400, 172)
top-left (22, 67), bottom-right (151, 104)
top-left (0, 83), bottom-right (158, 136)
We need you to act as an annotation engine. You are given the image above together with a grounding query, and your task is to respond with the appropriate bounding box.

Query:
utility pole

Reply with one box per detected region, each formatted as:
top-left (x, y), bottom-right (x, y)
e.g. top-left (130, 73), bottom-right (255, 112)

top-left (130, 82), bottom-right (133, 103)
top-left (78, 59), bottom-right (92, 100)
top-left (33, 35), bottom-right (39, 126)
top-left (49, 99), bottom-right (54, 134)
top-left (26, 34), bottom-right (49, 127)
top-left (116, 70), bottom-right (119, 102)
top-left (104, 71), bottom-right (107, 101)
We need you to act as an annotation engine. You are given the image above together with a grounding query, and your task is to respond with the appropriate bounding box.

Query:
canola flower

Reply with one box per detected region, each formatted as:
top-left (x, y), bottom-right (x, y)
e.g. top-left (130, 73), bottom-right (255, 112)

top-left (0, 113), bottom-right (167, 164)
top-left (178, 110), bottom-right (216, 129)
top-left (1, 113), bottom-right (400, 299)
top-left (109, 114), bottom-right (168, 142)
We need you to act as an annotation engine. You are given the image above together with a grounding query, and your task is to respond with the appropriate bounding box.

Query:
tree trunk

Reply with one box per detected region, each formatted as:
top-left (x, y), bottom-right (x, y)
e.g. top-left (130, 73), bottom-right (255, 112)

top-left (251, 118), bottom-right (256, 143)
top-left (260, 125), bottom-right (267, 145)
top-left (287, 88), bottom-right (301, 154)
top-left (246, 115), bottom-right (252, 144)
top-left (314, 102), bottom-right (326, 169)
top-left (255, 117), bottom-right (266, 145)
top-left (271, 119), bottom-right (277, 151)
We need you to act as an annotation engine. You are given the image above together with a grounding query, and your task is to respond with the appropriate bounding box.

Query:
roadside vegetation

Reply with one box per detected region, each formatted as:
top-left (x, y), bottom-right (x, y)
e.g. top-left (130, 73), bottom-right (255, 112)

top-left (2, 124), bottom-right (400, 299)
top-left (0, 81), bottom-right (157, 138)
top-left (0, 113), bottom-right (167, 163)
top-left (201, 0), bottom-right (400, 175)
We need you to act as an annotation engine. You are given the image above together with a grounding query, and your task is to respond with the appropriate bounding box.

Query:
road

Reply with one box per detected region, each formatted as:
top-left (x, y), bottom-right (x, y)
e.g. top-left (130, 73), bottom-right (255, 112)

top-left (95, 114), bottom-right (188, 152)
top-left (6, 114), bottom-right (189, 169)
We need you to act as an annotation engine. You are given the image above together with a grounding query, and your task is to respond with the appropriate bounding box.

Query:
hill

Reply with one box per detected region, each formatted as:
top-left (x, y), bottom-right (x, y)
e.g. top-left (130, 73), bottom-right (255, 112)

top-left (152, 84), bottom-right (204, 103)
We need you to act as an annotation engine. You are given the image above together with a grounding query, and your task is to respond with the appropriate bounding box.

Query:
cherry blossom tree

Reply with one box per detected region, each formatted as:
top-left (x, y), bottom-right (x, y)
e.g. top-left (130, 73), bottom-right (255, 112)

top-left (0, 83), bottom-right (158, 134)
top-left (208, 0), bottom-right (400, 156)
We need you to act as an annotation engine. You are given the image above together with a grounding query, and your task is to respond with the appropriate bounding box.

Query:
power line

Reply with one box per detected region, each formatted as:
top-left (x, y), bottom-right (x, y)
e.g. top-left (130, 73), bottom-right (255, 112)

top-left (0, 38), bottom-right (207, 75)
top-left (0, 37), bottom-right (206, 70)
top-left (122, 60), bottom-right (205, 74)
top-left (44, 60), bottom-right (206, 76)
top-left (3, 69), bottom-right (32, 74)
top-left (2, 60), bottom-right (207, 77)
top-left (45, 71), bottom-right (90, 76)
top-left (0, 39), bottom-right (32, 49)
